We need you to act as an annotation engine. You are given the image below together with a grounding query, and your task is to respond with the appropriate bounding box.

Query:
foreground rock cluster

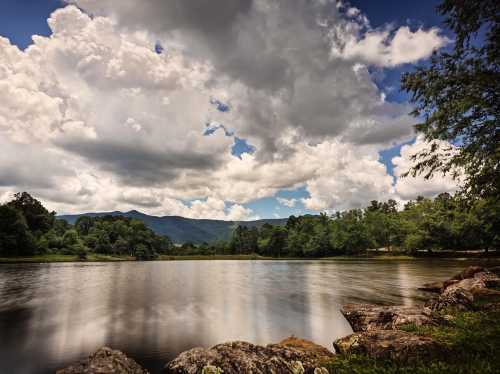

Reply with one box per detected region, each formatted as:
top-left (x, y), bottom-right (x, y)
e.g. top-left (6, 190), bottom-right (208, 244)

top-left (166, 337), bottom-right (333, 373)
top-left (57, 347), bottom-right (148, 374)
top-left (335, 265), bottom-right (500, 362)
top-left (58, 266), bottom-right (500, 373)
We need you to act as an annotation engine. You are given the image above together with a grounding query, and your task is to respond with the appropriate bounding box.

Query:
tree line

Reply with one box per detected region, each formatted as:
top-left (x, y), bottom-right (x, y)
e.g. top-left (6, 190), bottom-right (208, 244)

top-left (168, 193), bottom-right (499, 257)
top-left (0, 192), bottom-right (173, 259)
top-left (1, 192), bottom-right (498, 259)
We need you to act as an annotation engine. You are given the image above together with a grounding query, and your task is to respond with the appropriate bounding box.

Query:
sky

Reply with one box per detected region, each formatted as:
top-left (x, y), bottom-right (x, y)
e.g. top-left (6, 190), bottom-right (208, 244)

top-left (0, 0), bottom-right (461, 220)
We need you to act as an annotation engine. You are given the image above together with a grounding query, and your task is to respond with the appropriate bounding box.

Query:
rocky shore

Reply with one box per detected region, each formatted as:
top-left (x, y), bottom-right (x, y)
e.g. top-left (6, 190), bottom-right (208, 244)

top-left (57, 266), bottom-right (500, 374)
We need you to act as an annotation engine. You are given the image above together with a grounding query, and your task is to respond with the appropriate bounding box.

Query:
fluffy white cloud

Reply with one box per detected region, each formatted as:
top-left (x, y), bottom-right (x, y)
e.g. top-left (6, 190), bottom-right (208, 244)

top-left (331, 26), bottom-right (448, 67)
top-left (393, 136), bottom-right (462, 201)
top-left (277, 198), bottom-right (298, 208)
top-left (0, 2), bottom-right (455, 218)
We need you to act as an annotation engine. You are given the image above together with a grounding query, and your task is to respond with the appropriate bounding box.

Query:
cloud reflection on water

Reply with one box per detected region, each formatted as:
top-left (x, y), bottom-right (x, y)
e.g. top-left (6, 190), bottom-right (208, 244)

top-left (0, 260), bottom-right (484, 373)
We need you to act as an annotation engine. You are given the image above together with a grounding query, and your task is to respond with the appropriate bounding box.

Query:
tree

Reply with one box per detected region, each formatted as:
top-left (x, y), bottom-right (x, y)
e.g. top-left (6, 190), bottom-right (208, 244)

top-left (6, 192), bottom-right (55, 235)
top-left (134, 243), bottom-right (157, 261)
top-left (0, 205), bottom-right (36, 256)
top-left (401, 0), bottom-right (499, 199)
top-left (75, 216), bottom-right (93, 236)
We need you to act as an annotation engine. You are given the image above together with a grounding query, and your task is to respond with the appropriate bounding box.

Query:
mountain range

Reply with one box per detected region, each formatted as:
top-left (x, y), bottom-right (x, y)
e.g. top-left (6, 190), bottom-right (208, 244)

top-left (58, 210), bottom-right (288, 244)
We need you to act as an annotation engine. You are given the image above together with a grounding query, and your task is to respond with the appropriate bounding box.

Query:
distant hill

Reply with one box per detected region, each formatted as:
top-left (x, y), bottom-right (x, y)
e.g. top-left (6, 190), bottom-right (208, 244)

top-left (58, 210), bottom-right (288, 244)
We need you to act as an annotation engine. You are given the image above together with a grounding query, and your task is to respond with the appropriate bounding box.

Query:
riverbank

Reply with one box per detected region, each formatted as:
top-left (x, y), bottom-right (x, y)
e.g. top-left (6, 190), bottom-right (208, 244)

top-left (55, 265), bottom-right (500, 373)
top-left (0, 254), bottom-right (271, 263)
top-left (1, 252), bottom-right (499, 263)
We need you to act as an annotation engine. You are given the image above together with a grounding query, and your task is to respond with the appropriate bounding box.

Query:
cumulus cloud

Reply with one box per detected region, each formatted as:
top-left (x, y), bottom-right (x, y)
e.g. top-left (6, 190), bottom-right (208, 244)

top-left (277, 198), bottom-right (298, 208)
top-left (393, 136), bottom-right (462, 201)
top-left (331, 26), bottom-right (449, 67)
top-left (0, 2), bottom-right (454, 218)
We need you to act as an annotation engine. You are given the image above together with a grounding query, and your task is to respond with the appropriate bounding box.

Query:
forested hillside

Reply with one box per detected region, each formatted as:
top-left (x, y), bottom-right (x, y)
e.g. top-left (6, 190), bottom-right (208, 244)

top-left (59, 211), bottom-right (287, 244)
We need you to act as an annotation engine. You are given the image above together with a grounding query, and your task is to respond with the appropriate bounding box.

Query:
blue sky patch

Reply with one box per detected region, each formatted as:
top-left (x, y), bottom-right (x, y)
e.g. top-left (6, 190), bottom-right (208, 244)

top-left (378, 139), bottom-right (415, 182)
top-left (232, 137), bottom-right (256, 159)
top-left (210, 98), bottom-right (230, 113)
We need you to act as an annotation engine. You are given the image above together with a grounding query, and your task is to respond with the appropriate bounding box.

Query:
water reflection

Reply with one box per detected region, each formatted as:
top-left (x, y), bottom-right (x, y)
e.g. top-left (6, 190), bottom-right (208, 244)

top-left (0, 259), bottom-right (496, 373)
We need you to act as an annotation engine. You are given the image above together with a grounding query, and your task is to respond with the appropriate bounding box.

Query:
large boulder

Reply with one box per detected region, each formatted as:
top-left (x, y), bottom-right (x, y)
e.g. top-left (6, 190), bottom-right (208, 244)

top-left (426, 287), bottom-right (475, 312)
top-left (426, 269), bottom-right (500, 311)
top-left (164, 338), bottom-right (334, 374)
top-left (333, 330), bottom-right (446, 364)
top-left (57, 347), bottom-right (148, 374)
top-left (419, 266), bottom-right (500, 311)
top-left (340, 304), bottom-right (435, 332)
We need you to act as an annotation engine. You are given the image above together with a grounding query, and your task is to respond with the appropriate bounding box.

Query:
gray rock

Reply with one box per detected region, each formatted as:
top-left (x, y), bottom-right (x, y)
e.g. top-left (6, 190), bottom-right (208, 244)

top-left (333, 330), bottom-right (446, 363)
top-left (57, 347), bottom-right (148, 374)
top-left (164, 337), bottom-right (334, 374)
top-left (340, 304), bottom-right (435, 332)
top-left (426, 287), bottom-right (475, 312)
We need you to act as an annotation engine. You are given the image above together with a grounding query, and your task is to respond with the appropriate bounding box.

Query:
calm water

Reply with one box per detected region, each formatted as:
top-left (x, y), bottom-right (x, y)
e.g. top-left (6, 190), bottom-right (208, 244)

top-left (0, 259), bottom-right (495, 373)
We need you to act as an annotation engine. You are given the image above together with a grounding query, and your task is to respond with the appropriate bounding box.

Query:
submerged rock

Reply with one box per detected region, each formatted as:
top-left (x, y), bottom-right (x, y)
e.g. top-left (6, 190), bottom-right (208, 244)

top-left (340, 304), bottom-right (435, 332)
top-left (57, 347), bottom-right (148, 374)
top-left (164, 338), bottom-right (333, 374)
top-left (333, 330), bottom-right (446, 363)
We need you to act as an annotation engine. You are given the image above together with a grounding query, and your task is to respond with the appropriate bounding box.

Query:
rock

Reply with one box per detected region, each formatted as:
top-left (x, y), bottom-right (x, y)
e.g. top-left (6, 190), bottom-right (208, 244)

top-left (418, 281), bottom-right (444, 293)
top-left (474, 271), bottom-right (500, 288)
top-left (313, 368), bottom-right (329, 374)
top-left (489, 266), bottom-right (500, 276)
top-left (340, 304), bottom-right (435, 332)
top-left (451, 266), bottom-right (484, 281)
top-left (57, 347), bottom-right (148, 374)
top-left (426, 287), bottom-right (474, 312)
top-left (420, 266), bottom-right (492, 294)
top-left (164, 338), bottom-right (334, 374)
top-left (201, 366), bottom-right (223, 374)
top-left (446, 277), bottom-right (487, 295)
top-left (442, 279), bottom-right (460, 289)
top-left (333, 330), bottom-right (446, 363)
top-left (277, 336), bottom-right (334, 361)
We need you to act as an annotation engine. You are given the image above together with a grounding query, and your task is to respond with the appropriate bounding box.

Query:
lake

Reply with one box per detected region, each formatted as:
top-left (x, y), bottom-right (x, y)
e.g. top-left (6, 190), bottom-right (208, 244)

top-left (0, 259), bottom-right (493, 373)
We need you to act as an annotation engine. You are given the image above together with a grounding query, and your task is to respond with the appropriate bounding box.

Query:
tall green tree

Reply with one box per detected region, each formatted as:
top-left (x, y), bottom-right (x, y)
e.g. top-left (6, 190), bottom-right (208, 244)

top-left (0, 205), bottom-right (36, 256)
top-left (401, 0), bottom-right (499, 199)
top-left (6, 192), bottom-right (55, 235)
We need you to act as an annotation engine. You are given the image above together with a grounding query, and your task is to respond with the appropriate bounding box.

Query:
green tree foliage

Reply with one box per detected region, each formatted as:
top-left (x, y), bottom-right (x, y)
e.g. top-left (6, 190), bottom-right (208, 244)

top-left (6, 192), bottom-right (55, 235)
top-left (222, 194), bottom-right (498, 257)
top-left (0, 192), bottom-right (174, 260)
top-left (401, 0), bottom-right (499, 199)
top-left (1, 192), bottom-right (497, 259)
top-left (0, 205), bottom-right (36, 256)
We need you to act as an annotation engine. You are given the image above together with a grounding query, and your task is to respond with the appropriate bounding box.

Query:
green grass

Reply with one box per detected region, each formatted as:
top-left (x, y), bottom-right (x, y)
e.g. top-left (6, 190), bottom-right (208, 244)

top-left (158, 254), bottom-right (270, 261)
top-left (325, 310), bottom-right (500, 374)
top-left (2, 253), bottom-right (496, 263)
top-left (0, 253), bottom-right (274, 263)
top-left (0, 254), bottom-right (132, 263)
top-left (322, 255), bottom-right (417, 261)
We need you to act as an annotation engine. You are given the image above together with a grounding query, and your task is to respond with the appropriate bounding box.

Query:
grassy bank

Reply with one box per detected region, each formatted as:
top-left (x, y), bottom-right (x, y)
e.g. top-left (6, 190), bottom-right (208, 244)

top-left (3, 253), bottom-right (499, 264)
top-left (0, 254), bottom-right (273, 263)
top-left (325, 309), bottom-right (500, 374)
top-left (0, 254), bottom-right (132, 263)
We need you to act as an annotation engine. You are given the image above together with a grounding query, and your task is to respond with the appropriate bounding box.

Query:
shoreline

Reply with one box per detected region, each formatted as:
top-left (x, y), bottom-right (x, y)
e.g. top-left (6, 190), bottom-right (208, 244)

top-left (1, 253), bottom-right (499, 264)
